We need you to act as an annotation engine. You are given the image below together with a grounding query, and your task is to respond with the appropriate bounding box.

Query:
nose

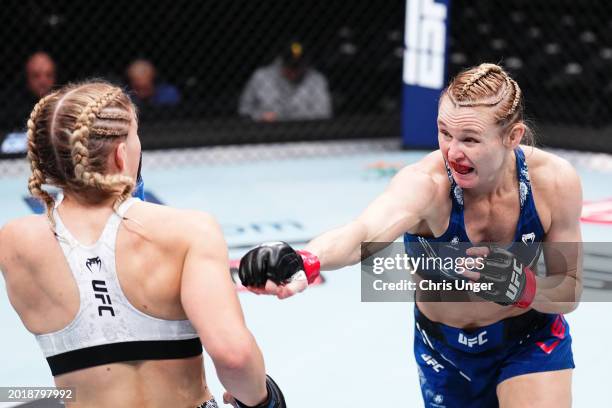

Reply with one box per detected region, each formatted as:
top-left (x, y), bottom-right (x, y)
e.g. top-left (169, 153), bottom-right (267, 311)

top-left (446, 140), bottom-right (465, 162)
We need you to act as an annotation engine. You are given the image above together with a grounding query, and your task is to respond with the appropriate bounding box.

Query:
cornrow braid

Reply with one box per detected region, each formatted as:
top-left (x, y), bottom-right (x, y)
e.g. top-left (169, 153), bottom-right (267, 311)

top-left (27, 91), bottom-right (60, 225)
top-left (457, 63), bottom-right (503, 100)
top-left (89, 126), bottom-right (130, 136)
top-left (506, 78), bottom-right (521, 118)
top-left (447, 63), bottom-right (523, 122)
top-left (68, 88), bottom-right (135, 208)
top-left (443, 63), bottom-right (534, 146)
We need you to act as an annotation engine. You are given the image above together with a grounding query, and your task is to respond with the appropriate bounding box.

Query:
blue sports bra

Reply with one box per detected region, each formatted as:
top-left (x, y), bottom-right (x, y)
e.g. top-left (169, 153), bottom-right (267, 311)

top-left (404, 148), bottom-right (544, 269)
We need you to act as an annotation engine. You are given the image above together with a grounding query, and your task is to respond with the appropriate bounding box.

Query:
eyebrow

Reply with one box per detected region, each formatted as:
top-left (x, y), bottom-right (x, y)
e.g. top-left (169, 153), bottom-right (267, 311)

top-left (437, 121), bottom-right (482, 135)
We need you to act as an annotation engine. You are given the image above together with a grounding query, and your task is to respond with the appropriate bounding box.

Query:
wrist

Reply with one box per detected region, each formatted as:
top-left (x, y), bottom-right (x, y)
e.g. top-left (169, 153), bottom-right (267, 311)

top-left (296, 250), bottom-right (321, 284)
top-left (515, 266), bottom-right (536, 308)
top-left (235, 389), bottom-right (268, 408)
top-left (235, 375), bottom-right (285, 408)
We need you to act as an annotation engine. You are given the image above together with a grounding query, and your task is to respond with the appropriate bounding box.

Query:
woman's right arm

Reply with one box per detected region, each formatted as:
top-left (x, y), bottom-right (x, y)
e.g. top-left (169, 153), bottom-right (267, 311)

top-left (180, 212), bottom-right (268, 406)
top-left (306, 166), bottom-right (438, 270)
top-left (238, 164), bottom-right (439, 298)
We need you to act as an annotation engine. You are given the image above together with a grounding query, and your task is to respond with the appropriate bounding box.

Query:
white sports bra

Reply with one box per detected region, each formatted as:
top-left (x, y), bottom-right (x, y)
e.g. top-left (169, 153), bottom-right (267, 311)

top-left (35, 198), bottom-right (201, 376)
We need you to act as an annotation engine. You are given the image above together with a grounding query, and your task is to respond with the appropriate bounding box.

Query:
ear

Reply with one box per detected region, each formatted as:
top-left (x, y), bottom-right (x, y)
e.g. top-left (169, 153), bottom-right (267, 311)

top-left (113, 141), bottom-right (128, 173)
top-left (503, 123), bottom-right (525, 148)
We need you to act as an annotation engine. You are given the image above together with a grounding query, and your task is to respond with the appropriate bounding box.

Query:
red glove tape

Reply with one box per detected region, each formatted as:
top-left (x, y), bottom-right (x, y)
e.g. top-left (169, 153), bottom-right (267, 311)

top-left (296, 250), bottom-right (321, 284)
top-left (515, 266), bottom-right (536, 308)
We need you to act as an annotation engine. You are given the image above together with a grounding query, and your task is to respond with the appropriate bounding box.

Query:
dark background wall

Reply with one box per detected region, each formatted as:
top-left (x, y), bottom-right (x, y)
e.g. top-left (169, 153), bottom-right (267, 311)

top-left (1, 0), bottom-right (610, 152)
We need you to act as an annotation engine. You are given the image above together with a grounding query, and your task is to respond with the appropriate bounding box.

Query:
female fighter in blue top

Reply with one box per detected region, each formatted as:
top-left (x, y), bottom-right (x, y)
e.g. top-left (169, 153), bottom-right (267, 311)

top-left (239, 63), bottom-right (582, 407)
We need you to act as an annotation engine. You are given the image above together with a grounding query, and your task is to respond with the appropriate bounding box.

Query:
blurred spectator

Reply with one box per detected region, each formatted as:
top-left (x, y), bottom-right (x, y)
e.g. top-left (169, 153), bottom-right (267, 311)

top-left (2, 51), bottom-right (57, 130)
top-left (26, 51), bottom-right (57, 99)
top-left (239, 40), bottom-right (332, 122)
top-left (1, 51), bottom-right (57, 153)
top-left (126, 59), bottom-right (180, 108)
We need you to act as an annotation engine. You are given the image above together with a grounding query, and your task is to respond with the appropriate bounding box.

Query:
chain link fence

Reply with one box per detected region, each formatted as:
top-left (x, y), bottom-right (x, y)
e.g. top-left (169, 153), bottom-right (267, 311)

top-left (449, 0), bottom-right (612, 151)
top-left (0, 0), bottom-right (404, 155)
top-left (0, 0), bottom-right (611, 158)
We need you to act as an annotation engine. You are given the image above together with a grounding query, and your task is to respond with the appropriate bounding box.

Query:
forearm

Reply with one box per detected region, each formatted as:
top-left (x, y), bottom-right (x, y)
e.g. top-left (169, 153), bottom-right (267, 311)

top-left (305, 220), bottom-right (367, 270)
top-left (214, 334), bottom-right (267, 406)
top-left (531, 274), bottom-right (582, 314)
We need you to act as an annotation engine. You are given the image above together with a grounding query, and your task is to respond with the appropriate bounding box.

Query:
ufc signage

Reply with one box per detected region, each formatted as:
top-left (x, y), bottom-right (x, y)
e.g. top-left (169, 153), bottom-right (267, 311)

top-left (401, 0), bottom-right (450, 149)
top-left (404, 0), bottom-right (448, 89)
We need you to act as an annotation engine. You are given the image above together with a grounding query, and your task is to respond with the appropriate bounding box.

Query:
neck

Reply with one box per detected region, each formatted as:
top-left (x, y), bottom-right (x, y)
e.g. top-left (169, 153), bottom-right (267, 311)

top-left (61, 191), bottom-right (120, 210)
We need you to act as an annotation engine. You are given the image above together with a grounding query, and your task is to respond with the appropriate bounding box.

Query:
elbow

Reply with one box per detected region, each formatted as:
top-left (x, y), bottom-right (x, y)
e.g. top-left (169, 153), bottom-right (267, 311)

top-left (557, 300), bottom-right (580, 314)
top-left (208, 337), bottom-right (257, 371)
top-left (565, 279), bottom-right (583, 314)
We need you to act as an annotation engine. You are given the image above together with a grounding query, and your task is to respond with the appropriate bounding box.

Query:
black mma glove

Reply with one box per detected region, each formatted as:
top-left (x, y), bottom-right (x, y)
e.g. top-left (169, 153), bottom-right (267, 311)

top-left (239, 241), bottom-right (320, 287)
top-left (418, 239), bottom-right (535, 308)
top-left (476, 246), bottom-right (536, 308)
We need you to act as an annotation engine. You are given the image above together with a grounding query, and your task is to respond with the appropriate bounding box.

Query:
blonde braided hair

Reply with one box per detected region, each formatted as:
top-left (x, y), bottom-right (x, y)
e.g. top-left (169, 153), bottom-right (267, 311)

top-left (27, 91), bottom-right (60, 223)
top-left (26, 82), bottom-right (137, 225)
top-left (456, 63), bottom-right (503, 100)
top-left (69, 88), bottom-right (134, 210)
top-left (447, 63), bottom-right (522, 122)
top-left (441, 63), bottom-right (534, 145)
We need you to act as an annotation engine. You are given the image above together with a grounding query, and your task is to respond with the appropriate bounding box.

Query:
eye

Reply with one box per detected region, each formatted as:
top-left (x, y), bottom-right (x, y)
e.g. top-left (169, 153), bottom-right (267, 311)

top-left (440, 130), bottom-right (451, 138)
top-left (464, 137), bottom-right (479, 144)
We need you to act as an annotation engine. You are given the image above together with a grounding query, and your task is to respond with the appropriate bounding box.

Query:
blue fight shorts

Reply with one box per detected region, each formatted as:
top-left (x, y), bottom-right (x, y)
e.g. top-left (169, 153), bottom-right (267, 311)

top-left (414, 306), bottom-right (574, 408)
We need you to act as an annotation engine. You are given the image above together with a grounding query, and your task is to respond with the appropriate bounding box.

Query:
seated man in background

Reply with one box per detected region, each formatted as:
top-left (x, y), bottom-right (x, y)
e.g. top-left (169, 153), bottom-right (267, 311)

top-left (239, 40), bottom-right (332, 122)
top-left (126, 58), bottom-right (181, 109)
top-left (1, 51), bottom-right (57, 153)
top-left (25, 51), bottom-right (57, 100)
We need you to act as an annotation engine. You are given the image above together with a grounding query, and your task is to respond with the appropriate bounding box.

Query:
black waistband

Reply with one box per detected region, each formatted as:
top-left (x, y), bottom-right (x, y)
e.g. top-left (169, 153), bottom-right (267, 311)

top-left (47, 337), bottom-right (202, 376)
top-left (415, 307), bottom-right (550, 347)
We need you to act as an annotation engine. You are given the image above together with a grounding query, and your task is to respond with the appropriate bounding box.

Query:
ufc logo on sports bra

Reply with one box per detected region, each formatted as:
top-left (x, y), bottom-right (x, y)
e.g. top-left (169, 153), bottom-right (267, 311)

top-left (92, 280), bottom-right (116, 317)
top-left (506, 259), bottom-right (523, 301)
top-left (403, 0), bottom-right (448, 89)
top-left (458, 331), bottom-right (488, 348)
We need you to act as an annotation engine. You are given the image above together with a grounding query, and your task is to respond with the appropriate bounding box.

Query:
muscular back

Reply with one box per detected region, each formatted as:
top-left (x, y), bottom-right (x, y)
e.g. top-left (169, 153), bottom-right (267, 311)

top-left (0, 201), bottom-right (212, 407)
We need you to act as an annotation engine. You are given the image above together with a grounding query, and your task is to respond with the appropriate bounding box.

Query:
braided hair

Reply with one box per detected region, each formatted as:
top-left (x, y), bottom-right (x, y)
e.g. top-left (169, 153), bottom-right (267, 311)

top-left (26, 81), bottom-right (136, 225)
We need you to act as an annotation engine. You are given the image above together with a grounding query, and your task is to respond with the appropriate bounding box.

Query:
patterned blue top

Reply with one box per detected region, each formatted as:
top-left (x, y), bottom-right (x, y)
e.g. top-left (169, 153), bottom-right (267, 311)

top-left (404, 148), bottom-right (544, 268)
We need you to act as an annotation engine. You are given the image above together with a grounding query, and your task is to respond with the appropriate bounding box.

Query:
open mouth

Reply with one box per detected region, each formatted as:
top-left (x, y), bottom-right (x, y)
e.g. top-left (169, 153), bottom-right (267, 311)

top-left (449, 161), bottom-right (474, 175)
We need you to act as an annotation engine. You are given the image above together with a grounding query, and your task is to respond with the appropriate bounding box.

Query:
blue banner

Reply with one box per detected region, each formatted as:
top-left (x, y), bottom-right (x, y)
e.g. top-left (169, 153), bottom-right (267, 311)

top-left (402, 0), bottom-right (451, 149)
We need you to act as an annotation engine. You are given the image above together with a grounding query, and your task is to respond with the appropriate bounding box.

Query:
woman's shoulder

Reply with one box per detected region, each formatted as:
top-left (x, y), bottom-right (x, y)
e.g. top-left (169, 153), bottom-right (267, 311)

top-left (522, 146), bottom-right (578, 185)
top-left (394, 150), bottom-right (450, 190)
top-left (386, 150), bottom-right (451, 211)
top-left (0, 215), bottom-right (52, 267)
top-left (124, 201), bottom-right (222, 243)
top-left (1, 214), bottom-right (52, 242)
top-left (522, 146), bottom-right (581, 218)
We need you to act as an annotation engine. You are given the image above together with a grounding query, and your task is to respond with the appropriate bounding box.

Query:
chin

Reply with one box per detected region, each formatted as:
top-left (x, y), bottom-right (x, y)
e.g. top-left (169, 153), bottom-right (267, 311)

top-left (455, 180), bottom-right (477, 189)
top-left (452, 171), bottom-right (478, 189)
